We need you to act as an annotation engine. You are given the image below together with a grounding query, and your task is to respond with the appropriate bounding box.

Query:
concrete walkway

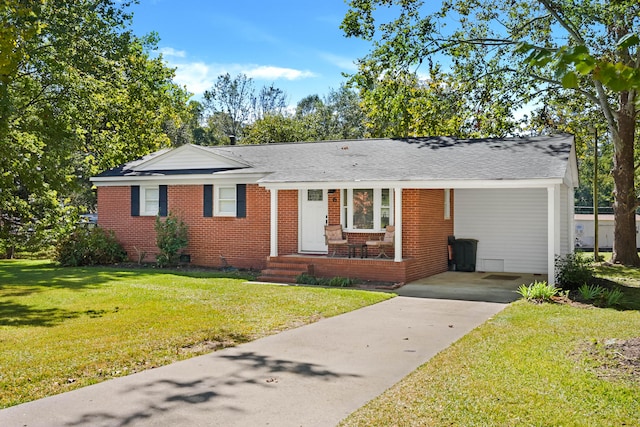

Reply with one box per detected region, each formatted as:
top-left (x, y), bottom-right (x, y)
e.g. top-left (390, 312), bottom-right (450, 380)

top-left (0, 297), bottom-right (507, 427)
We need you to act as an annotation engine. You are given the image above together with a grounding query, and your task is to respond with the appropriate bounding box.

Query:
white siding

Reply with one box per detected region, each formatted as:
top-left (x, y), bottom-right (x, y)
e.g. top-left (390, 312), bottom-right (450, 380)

top-left (454, 188), bottom-right (547, 274)
top-left (135, 145), bottom-right (245, 171)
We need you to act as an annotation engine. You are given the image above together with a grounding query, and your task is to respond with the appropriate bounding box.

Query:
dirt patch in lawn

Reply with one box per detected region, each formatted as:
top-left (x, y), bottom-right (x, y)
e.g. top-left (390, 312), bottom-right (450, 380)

top-left (577, 337), bottom-right (640, 384)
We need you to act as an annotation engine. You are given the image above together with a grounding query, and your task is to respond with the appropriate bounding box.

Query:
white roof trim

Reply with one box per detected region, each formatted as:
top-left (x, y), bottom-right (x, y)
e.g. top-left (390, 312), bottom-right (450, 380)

top-left (259, 178), bottom-right (567, 191)
top-left (91, 172), bottom-right (266, 187)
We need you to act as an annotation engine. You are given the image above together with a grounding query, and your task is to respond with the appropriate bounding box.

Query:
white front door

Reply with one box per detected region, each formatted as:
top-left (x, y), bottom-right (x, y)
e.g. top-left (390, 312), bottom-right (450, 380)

top-left (299, 189), bottom-right (328, 253)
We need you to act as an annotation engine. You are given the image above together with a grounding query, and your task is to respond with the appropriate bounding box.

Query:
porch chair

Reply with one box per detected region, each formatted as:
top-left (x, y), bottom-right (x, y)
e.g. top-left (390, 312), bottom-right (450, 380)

top-left (366, 225), bottom-right (395, 258)
top-left (325, 224), bottom-right (348, 257)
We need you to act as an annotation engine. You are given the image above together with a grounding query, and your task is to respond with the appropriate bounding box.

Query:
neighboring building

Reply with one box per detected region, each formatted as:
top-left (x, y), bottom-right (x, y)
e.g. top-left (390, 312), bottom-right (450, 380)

top-left (575, 214), bottom-right (640, 250)
top-left (91, 135), bottom-right (578, 284)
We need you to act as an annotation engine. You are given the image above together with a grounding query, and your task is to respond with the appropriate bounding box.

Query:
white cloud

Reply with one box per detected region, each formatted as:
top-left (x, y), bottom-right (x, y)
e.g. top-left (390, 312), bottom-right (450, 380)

top-left (171, 62), bottom-right (218, 96)
top-left (159, 47), bottom-right (317, 97)
top-left (244, 66), bottom-right (316, 81)
top-left (158, 47), bottom-right (186, 58)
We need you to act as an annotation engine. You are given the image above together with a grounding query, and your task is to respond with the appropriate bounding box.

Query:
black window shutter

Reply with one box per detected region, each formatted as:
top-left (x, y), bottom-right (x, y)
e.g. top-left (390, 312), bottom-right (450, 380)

top-left (159, 185), bottom-right (168, 217)
top-left (236, 184), bottom-right (246, 218)
top-left (203, 185), bottom-right (213, 217)
top-left (131, 186), bottom-right (140, 216)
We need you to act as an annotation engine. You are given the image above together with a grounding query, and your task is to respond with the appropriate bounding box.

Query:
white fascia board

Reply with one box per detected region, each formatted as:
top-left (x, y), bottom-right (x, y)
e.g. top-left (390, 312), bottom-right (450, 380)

top-left (91, 173), bottom-right (265, 187)
top-left (260, 178), bottom-right (566, 191)
top-left (566, 143), bottom-right (580, 188)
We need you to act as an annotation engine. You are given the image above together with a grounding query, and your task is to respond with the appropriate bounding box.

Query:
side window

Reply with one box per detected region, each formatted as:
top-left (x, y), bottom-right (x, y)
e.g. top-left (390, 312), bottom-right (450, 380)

top-left (143, 187), bottom-right (159, 216)
top-left (215, 186), bottom-right (237, 216)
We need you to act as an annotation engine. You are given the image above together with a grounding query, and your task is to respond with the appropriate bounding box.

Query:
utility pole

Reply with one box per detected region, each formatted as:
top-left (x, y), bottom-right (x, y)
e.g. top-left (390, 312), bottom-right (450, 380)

top-left (593, 128), bottom-right (599, 262)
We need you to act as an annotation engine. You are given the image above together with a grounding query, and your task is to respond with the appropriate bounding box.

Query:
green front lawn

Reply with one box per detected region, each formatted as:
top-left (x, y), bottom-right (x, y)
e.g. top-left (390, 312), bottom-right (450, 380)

top-left (0, 260), bottom-right (392, 408)
top-left (341, 264), bottom-right (640, 426)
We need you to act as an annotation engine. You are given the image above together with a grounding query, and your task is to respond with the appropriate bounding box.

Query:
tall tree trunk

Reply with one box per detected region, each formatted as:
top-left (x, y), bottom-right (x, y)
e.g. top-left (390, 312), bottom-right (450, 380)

top-left (611, 91), bottom-right (640, 266)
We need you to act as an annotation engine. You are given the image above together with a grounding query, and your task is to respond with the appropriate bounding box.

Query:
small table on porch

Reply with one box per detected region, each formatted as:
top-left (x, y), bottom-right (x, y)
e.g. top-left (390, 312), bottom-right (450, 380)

top-left (348, 243), bottom-right (367, 259)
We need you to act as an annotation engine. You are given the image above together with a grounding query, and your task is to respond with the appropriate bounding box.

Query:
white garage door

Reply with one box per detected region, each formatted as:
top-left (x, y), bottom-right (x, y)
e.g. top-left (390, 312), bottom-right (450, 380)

top-left (454, 188), bottom-right (547, 274)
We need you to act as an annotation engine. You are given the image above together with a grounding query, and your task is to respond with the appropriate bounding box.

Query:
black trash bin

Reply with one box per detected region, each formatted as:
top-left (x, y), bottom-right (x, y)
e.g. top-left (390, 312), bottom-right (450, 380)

top-left (453, 238), bottom-right (478, 272)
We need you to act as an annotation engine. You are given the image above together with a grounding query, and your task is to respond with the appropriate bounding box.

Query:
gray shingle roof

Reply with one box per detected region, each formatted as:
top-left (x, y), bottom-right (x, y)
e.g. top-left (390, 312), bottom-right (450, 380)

top-left (97, 134), bottom-right (574, 184)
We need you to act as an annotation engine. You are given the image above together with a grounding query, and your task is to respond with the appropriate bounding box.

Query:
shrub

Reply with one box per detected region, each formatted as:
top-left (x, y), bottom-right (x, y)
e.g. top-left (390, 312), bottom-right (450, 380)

top-left (602, 288), bottom-right (624, 307)
top-left (555, 253), bottom-right (594, 290)
top-left (295, 274), bottom-right (357, 287)
top-left (296, 273), bottom-right (319, 285)
top-left (155, 212), bottom-right (188, 267)
top-left (517, 280), bottom-right (558, 302)
top-left (56, 227), bottom-right (127, 266)
top-left (578, 283), bottom-right (605, 301)
top-left (328, 276), bottom-right (355, 287)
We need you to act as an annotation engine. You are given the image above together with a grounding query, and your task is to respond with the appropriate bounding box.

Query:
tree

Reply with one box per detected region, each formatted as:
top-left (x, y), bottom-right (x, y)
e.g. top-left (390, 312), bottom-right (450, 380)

top-left (295, 85), bottom-right (367, 140)
top-left (202, 74), bottom-right (291, 144)
top-left (203, 73), bottom-right (255, 143)
top-left (0, 0), bottom-right (189, 255)
top-left (354, 63), bottom-right (516, 138)
top-left (526, 99), bottom-right (615, 210)
top-left (242, 114), bottom-right (312, 144)
top-left (254, 84), bottom-right (287, 120)
top-left (324, 85), bottom-right (368, 139)
top-left (342, 0), bottom-right (640, 266)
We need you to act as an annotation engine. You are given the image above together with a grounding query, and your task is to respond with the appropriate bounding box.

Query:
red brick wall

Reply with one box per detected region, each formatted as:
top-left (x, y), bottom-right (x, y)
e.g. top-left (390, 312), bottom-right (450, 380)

top-left (96, 187), bottom-right (158, 263)
top-left (97, 184), bottom-right (273, 270)
top-left (277, 190), bottom-right (298, 255)
top-left (403, 189), bottom-right (454, 282)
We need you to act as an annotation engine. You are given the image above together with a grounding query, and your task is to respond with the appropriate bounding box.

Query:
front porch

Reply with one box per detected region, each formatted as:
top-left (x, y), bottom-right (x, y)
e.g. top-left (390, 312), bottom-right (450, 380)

top-left (258, 254), bottom-right (420, 284)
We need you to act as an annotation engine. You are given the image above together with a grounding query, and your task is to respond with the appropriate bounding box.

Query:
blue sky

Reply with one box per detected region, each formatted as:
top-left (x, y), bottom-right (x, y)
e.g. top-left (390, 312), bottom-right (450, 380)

top-left (128, 0), bottom-right (376, 106)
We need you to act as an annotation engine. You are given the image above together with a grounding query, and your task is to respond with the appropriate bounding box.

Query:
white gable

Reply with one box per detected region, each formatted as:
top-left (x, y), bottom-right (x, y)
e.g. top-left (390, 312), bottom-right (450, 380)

top-left (133, 144), bottom-right (250, 171)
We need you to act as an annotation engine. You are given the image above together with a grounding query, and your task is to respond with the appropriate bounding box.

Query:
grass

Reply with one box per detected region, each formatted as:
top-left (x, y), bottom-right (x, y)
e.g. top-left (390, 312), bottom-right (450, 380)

top-left (341, 257), bottom-right (640, 426)
top-left (341, 303), bottom-right (640, 426)
top-left (580, 251), bottom-right (640, 309)
top-left (0, 259), bottom-right (392, 408)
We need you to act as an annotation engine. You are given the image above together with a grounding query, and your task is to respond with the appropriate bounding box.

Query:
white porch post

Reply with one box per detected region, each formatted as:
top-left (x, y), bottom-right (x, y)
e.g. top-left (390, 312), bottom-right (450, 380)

top-left (394, 187), bottom-right (402, 262)
top-left (270, 189), bottom-right (278, 257)
top-left (547, 185), bottom-right (561, 285)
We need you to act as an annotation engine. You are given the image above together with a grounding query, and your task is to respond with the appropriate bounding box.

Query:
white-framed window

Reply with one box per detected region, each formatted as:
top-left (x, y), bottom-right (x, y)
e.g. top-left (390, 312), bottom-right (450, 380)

top-left (141, 186), bottom-right (159, 216)
top-left (215, 186), bottom-right (236, 216)
top-left (444, 188), bottom-right (451, 220)
top-left (342, 188), bottom-right (394, 231)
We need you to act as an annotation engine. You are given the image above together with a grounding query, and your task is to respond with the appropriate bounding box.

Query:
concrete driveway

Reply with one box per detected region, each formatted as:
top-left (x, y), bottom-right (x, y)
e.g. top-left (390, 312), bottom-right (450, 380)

top-left (397, 271), bottom-right (547, 303)
top-left (0, 296), bottom-right (507, 427)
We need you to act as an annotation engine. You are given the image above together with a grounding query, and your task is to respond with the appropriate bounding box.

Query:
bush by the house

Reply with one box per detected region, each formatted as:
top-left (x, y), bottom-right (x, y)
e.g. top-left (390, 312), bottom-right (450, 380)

top-left (517, 280), bottom-right (558, 302)
top-left (296, 273), bottom-right (357, 287)
top-left (555, 253), bottom-right (594, 290)
top-left (155, 212), bottom-right (188, 267)
top-left (578, 283), bottom-right (625, 307)
top-left (296, 273), bottom-right (319, 285)
top-left (56, 227), bottom-right (127, 266)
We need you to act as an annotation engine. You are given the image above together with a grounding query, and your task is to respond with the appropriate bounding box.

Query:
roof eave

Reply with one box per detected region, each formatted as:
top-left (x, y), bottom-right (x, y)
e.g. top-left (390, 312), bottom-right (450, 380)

top-left (259, 178), bottom-right (567, 190)
top-left (91, 172), bottom-right (267, 186)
